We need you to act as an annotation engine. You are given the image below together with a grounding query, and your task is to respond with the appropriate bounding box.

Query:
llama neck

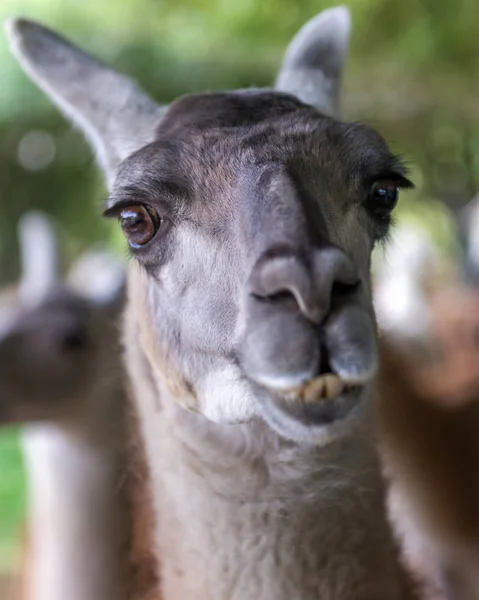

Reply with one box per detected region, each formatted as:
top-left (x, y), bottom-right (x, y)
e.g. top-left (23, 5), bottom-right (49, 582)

top-left (126, 317), bottom-right (418, 600)
top-left (21, 402), bottom-right (127, 600)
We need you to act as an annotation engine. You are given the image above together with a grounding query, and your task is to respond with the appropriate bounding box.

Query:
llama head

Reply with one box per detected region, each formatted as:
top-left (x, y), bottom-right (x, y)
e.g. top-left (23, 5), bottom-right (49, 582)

top-left (6, 7), bottom-right (413, 443)
top-left (0, 212), bottom-right (125, 424)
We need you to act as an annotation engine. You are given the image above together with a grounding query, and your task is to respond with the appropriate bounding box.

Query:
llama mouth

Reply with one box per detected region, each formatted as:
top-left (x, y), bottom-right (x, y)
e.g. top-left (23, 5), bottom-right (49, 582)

top-left (269, 375), bottom-right (365, 426)
top-left (252, 373), bottom-right (369, 443)
top-left (275, 373), bottom-right (359, 404)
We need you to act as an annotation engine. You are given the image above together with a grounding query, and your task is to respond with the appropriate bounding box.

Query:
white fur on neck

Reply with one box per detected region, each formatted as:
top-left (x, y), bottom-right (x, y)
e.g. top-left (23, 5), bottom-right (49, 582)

top-left (126, 314), bottom-right (417, 599)
top-left (197, 364), bottom-right (257, 423)
top-left (21, 423), bottom-right (124, 600)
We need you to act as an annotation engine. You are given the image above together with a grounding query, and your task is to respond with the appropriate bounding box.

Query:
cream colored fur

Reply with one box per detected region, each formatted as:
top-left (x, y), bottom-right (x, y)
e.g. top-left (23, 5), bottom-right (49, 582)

top-left (121, 266), bottom-right (420, 600)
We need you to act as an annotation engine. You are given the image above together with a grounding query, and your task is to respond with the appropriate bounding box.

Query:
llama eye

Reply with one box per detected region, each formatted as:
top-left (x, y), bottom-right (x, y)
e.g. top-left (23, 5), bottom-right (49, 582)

top-left (367, 180), bottom-right (399, 218)
top-left (119, 205), bottom-right (160, 247)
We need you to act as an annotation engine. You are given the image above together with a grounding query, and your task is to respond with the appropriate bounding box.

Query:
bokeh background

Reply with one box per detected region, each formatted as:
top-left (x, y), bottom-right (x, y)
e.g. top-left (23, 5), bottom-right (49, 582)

top-left (0, 0), bottom-right (478, 581)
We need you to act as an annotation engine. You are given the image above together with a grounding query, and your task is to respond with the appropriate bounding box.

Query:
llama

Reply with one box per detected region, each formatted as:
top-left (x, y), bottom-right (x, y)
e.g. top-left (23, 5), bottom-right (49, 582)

top-left (375, 205), bottom-right (479, 600)
top-left (377, 305), bottom-right (479, 600)
top-left (6, 8), bottom-right (431, 598)
top-left (0, 212), bottom-right (129, 600)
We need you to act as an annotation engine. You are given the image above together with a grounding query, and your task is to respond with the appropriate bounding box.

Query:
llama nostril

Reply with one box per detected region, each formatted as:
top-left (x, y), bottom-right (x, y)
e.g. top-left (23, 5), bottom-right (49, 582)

top-left (249, 246), bottom-right (361, 325)
top-left (251, 289), bottom-right (299, 310)
top-left (331, 279), bottom-right (360, 299)
top-left (249, 252), bottom-right (321, 322)
top-left (312, 245), bottom-right (360, 312)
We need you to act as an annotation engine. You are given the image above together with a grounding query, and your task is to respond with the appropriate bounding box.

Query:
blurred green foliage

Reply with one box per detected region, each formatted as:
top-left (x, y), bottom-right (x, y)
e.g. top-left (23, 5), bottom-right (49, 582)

top-left (0, 0), bottom-right (479, 282)
top-left (0, 429), bottom-right (25, 573)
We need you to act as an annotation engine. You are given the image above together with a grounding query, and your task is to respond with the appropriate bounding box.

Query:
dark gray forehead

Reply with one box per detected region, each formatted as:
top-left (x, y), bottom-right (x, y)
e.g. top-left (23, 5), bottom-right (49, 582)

top-left (156, 91), bottom-right (313, 134)
top-left (114, 91), bottom-right (406, 197)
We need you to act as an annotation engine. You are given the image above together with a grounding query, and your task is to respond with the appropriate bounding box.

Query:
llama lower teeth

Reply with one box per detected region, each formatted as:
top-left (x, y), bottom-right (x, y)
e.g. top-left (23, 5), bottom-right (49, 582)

top-left (302, 374), bottom-right (345, 403)
top-left (282, 374), bottom-right (345, 403)
top-left (324, 374), bottom-right (346, 400)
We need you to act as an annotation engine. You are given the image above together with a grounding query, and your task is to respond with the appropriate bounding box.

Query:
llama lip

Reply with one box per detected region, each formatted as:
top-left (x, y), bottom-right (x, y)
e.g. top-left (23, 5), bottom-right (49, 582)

top-left (266, 373), bottom-right (368, 404)
top-left (253, 378), bottom-right (367, 443)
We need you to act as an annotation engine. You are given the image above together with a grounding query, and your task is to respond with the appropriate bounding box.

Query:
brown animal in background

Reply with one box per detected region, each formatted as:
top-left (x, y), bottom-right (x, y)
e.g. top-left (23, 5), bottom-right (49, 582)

top-left (377, 285), bottom-right (479, 600)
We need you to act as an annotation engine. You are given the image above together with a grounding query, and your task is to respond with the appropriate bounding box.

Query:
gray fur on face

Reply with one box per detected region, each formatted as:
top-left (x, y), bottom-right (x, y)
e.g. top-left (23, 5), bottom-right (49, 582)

top-left (108, 93), bottom-right (408, 441)
top-left (5, 8), bottom-right (412, 443)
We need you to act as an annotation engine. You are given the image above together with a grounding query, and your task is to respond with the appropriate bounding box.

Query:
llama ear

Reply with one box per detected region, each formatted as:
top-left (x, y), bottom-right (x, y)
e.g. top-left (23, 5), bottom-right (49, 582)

top-left (18, 211), bottom-right (59, 307)
top-left (275, 6), bottom-right (351, 117)
top-left (5, 18), bottom-right (165, 185)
